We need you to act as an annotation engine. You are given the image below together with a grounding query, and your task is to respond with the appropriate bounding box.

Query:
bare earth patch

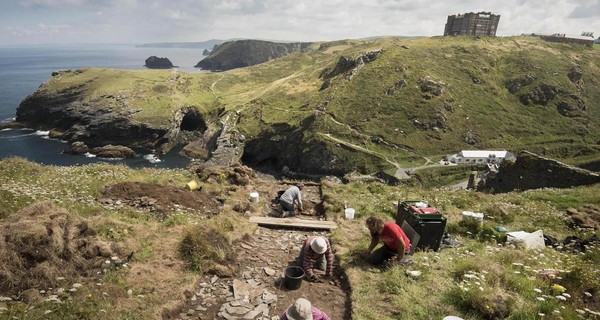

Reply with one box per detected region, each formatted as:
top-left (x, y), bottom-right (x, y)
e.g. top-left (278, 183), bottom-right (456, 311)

top-left (166, 182), bottom-right (350, 320)
top-left (99, 182), bottom-right (221, 217)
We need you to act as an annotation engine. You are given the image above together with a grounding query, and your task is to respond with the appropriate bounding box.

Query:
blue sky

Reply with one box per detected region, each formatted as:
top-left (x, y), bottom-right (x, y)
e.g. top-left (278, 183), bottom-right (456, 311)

top-left (1, 0), bottom-right (599, 45)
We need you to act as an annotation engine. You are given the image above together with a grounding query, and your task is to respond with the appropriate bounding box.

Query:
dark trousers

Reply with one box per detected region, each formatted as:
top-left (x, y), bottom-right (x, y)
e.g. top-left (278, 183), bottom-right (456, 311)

top-left (280, 200), bottom-right (294, 214)
top-left (370, 245), bottom-right (398, 265)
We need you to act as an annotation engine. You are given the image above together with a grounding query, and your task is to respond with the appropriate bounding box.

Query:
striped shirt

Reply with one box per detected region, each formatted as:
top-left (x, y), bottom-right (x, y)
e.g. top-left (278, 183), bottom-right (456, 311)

top-left (302, 236), bottom-right (334, 278)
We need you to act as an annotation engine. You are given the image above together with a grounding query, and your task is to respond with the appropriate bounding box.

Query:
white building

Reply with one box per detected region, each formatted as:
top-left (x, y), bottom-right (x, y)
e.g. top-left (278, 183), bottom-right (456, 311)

top-left (448, 150), bottom-right (515, 165)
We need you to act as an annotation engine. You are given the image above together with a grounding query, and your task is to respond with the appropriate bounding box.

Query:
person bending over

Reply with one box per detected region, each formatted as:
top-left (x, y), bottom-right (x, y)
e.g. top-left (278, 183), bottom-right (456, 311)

top-left (365, 215), bottom-right (411, 266)
top-left (279, 184), bottom-right (304, 217)
top-left (296, 236), bottom-right (334, 282)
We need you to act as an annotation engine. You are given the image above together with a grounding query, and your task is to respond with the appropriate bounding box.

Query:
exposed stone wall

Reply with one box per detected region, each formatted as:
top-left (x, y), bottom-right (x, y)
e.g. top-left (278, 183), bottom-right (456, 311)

top-left (479, 151), bottom-right (600, 193)
top-left (540, 35), bottom-right (594, 48)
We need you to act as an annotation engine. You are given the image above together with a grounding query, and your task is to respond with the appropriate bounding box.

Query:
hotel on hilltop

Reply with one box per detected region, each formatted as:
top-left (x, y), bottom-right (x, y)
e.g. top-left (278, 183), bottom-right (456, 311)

top-left (444, 12), bottom-right (500, 37)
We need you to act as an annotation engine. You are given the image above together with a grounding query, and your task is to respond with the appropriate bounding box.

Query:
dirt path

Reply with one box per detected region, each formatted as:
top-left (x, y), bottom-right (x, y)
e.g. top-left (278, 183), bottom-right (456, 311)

top-left (172, 184), bottom-right (350, 320)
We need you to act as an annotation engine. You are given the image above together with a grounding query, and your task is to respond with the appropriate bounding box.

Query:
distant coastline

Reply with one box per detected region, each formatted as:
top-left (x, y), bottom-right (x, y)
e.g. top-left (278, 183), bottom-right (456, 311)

top-left (135, 39), bottom-right (227, 49)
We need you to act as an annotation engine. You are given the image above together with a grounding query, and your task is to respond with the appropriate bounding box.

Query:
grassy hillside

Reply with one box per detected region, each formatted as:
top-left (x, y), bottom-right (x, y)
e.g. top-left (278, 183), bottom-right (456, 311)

top-left (34, 36), bottom-right (600, 173)
top-left (0, 158), bottom-right (598, 319)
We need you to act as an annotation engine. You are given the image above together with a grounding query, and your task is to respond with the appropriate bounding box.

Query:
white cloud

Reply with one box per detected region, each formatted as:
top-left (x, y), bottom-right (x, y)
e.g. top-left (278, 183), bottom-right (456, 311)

top-left (3, 0), bottom-right (600, 44)
top-left (6, 22), bottom-right (71, 37)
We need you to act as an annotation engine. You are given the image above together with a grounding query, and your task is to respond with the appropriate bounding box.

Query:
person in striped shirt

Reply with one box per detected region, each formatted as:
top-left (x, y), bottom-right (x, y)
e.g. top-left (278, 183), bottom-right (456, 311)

top-left (295, 236), bottom-right (334, 282)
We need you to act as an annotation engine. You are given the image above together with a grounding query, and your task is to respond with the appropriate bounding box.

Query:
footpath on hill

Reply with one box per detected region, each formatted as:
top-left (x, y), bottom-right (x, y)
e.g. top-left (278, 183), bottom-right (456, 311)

top-left (169, 183), bottom-right (350, 320)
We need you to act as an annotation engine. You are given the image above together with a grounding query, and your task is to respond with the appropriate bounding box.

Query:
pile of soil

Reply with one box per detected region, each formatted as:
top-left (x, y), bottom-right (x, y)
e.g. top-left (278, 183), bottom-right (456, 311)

top-left (566, 205), bottom-right (600, 230)
top-left (0, 202), bottom-right (123, 296)
top-left (99, 182), bottom-right (221, 217)
top-left (193, 163), bottom-right (256, 186)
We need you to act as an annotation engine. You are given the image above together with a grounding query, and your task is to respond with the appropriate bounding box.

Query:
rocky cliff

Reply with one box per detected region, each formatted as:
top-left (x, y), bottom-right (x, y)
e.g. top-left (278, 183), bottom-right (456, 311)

top-left (145, 56), bottom-right (174, 69)
top-left (479, 151), bottom-right (600, 193)
top-left (12, 36), bottom-right (600, 178)
top-left (195, 40), bottom-right (310, 71)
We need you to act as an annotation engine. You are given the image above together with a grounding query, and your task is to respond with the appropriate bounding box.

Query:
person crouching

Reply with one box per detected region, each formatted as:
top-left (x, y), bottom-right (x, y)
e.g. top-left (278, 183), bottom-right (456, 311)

top-left (296, 236), bottom-right (334, 282)
top-left (280, 298), bottom-right (331, 320)
top-left (365, 216), bottom-right (411, 266)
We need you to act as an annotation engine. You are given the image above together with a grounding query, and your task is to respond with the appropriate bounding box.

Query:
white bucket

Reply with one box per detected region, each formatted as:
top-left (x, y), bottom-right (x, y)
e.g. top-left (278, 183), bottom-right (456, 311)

top-left (461, 211), bottom-right (484, 222)
top-left (344, 208), bottom-right (355, 219)
top-left (249, 192), bottom-right (259, 203)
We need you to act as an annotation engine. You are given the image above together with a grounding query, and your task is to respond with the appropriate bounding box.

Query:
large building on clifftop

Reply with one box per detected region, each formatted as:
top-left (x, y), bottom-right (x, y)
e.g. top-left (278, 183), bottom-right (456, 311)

top-left (444, 12), bottom-right (500, 37)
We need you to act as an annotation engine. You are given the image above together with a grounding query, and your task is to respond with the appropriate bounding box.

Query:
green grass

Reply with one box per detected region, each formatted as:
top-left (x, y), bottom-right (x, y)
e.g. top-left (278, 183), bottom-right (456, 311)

top-left (31, 37), bottom-right (600, 175)
top-left (324, 179), bottom-right (600, 319)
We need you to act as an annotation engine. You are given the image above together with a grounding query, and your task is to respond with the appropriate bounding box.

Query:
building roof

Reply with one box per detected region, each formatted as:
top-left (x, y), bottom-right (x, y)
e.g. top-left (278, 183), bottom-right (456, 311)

top-left (542, 33), bottom-right (595, 41)
top-left (459, 150), bottom-right (509, 158)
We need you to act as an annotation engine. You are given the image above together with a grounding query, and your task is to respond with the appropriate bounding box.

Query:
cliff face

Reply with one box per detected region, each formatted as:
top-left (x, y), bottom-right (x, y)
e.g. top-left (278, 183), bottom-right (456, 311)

top-left (479, 151), bottom-right (600, 193)
top-left (16, 80), bottom-right (168, 149)
top-left (15, 70), bottom-right (216, 154)
top-left (195, 40), bottom-right (310, 71)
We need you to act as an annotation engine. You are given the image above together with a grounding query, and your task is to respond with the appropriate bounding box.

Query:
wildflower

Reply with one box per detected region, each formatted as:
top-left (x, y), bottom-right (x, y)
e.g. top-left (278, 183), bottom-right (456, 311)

top-left (584, 292), bottom-right (592, 297)
top-left (555, 295), bottom-right (567, 301)
top-left (536, 297), bottom-right (546, 302)
top-left (561, 293), bottom-right (571, 298)
top-left (551, 284), bottom-right (566, 293)
top-left (534, 288), bottom-right (542, 293)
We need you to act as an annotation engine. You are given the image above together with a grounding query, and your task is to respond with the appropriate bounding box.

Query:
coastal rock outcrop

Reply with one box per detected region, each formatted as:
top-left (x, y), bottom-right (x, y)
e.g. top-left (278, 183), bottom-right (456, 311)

top-left (16, 84), bottom-right (169, 150)
top-left (145, 56), bottom-right (174, 69)
top-left (91, 145), bottom-right (137, 158)
top-left (15, 71), bottom-right (210, 154)
top-left (478, 151), bottom-right (600, 193)
top-left (64, 141), bottom-right (89, 154)
top-left (195, 40), bottom-right (310, 71)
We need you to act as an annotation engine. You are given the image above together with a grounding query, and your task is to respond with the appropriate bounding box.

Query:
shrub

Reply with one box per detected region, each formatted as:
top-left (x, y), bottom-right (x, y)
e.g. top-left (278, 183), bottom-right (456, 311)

top-left (178, 225), bottom-right (235, 273)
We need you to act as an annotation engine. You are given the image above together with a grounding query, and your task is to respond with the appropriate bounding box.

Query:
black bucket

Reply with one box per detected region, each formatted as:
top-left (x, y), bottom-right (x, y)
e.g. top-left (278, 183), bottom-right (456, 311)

top-left (284, 266), bottom-right (304, 290)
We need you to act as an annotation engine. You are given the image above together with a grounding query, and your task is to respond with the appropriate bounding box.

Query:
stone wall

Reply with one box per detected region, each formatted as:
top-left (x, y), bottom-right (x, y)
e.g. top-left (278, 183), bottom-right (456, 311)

top-left (478, 151), bottom-right (600, 193)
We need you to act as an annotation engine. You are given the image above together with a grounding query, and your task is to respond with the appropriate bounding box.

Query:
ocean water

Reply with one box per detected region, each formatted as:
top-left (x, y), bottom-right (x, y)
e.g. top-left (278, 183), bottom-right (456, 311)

top-left (0, 44), bottom-right (207, 168)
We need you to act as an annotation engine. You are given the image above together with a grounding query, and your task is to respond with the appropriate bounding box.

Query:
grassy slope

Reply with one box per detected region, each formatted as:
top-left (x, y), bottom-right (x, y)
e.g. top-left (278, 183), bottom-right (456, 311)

top-left (321, 180), bottom-right (600, 320)
top-left (41, 37), bottom-right (600, 171)
top-left (1, 158), bottom-right (598, 319)
top-left (0, 158), bottom-right (257, 319)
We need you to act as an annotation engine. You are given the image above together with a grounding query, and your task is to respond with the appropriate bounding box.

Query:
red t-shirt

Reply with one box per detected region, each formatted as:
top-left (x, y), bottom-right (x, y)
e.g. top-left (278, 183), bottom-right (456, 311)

top-left (379, 222), bottom-right (411, 252)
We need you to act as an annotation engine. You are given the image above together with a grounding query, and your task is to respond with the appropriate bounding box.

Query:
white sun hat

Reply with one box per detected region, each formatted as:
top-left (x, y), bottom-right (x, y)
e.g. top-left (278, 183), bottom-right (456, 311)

top-left (310, 237), bottom-right (327, 254)
top-left (286, 298), bottom-right (313, 320)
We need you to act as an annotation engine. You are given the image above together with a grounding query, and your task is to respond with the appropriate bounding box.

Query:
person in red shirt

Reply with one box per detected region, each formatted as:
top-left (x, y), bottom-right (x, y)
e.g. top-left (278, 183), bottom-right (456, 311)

top-left (365, 216), bottom-right (411, 266)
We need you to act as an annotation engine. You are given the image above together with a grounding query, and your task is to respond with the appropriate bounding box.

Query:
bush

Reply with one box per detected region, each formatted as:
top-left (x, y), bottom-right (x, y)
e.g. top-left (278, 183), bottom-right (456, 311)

top-left (178, 225), bottom-right (235, 273)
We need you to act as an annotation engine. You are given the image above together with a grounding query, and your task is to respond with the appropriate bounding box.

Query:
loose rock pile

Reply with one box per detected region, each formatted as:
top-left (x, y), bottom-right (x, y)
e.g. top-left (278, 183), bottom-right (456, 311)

top-left (173, 226), bottom-right (346, 320)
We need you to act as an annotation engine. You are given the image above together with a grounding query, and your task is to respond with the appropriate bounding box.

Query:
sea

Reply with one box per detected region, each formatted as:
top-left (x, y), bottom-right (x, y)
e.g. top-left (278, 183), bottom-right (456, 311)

top-left (0, 43), bottom-right (207, 168)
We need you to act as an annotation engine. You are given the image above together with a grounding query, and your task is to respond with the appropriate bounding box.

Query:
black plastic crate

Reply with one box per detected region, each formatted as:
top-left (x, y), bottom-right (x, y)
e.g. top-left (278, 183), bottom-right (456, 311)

top-left (396, 201), bottom-right (447, 251)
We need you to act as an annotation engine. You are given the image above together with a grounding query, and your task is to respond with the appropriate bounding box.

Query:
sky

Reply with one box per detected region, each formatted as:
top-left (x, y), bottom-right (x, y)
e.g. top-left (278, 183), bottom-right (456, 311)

top-left (1, 0), bottom-right (599, 45)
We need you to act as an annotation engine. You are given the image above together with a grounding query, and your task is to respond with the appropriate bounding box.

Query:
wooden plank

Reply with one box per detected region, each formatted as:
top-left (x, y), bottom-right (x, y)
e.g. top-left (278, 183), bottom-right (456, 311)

top-left (249, 216), bottom-right (337, 230)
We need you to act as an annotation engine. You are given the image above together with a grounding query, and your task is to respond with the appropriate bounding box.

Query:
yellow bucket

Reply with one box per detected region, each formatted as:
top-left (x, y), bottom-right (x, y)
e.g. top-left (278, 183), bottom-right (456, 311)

top-left (186, 180), bottom-right (199, 190)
